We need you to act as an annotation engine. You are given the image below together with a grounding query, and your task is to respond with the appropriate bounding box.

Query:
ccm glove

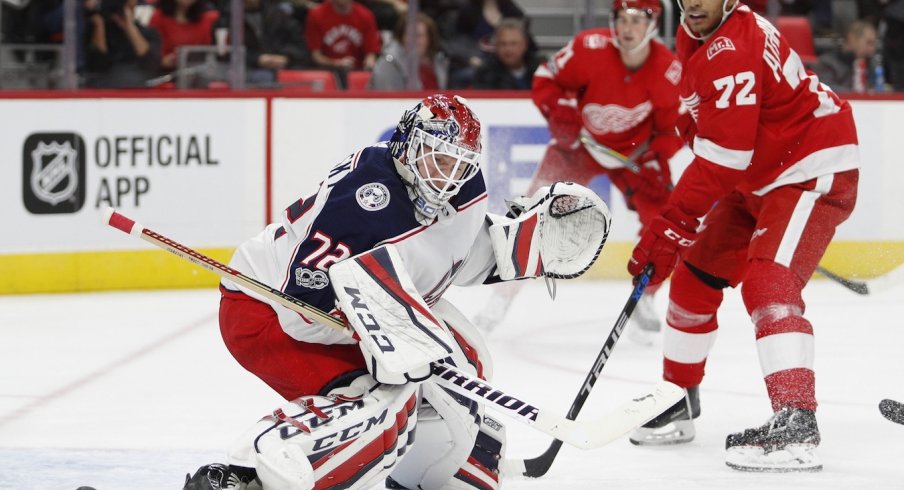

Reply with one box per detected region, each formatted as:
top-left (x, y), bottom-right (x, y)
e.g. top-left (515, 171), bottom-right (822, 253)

top-left (548, 103), bottom-right (582, 150)
top-left (628, 207), bottom-right (699, 285)
top-left (633, 150), bottom-right (672, 202)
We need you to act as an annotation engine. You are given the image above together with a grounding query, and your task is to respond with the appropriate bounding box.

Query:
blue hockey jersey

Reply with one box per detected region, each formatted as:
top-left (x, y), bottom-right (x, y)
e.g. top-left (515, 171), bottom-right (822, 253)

top-left (222, 143), bottom-right (495, 344)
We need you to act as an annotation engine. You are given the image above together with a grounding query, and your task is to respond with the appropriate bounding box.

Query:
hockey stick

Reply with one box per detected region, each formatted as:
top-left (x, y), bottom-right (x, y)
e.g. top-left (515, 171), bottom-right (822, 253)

top-left (503, 265), bottom-right (655, 478)
top-left (879, 399), bottom-right (904, 426)
top-left (816, 263), bottom-right (904, 295)
top-left (578, 133), bottom-right (642, 174)
top-left (815, 265), bottom-right (868, 295)
top-left (103, 208), bottom-right (683, 450)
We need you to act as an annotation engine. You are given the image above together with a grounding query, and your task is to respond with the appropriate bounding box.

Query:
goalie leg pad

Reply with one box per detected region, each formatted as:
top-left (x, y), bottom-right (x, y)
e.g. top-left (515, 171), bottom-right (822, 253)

top-left (389, 300), bottom-right (505, 490)
top-left (432, 298), bottom-right (494, 381)
top-left (236, 376), bottom-right (419, 490)
top-left (488, 182), bottom-right (611, 281)
top-left (449, 414), bottom-right (506, 490)
top-left (389, 382), bottom-right (481, 490)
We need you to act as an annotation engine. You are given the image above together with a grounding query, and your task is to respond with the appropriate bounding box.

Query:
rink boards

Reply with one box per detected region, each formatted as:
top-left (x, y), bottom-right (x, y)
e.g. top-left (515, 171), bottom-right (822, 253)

top-left (1, 93), bottom-right (902, 293)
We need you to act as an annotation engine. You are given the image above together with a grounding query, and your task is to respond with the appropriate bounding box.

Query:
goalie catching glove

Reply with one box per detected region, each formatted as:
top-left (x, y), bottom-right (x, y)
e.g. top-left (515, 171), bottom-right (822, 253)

top-left (488, 182), bottom-right (611, 281)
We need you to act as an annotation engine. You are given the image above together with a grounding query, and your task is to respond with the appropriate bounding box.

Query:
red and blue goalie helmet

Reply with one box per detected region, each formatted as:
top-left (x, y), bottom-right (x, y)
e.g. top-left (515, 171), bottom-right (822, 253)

top-left (389, 94), bottom-right (483, 219)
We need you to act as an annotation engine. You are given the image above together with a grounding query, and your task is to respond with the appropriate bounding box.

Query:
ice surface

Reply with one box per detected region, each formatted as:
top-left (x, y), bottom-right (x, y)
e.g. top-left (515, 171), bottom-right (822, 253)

top-left (1, 279), bottom-right (901, 489)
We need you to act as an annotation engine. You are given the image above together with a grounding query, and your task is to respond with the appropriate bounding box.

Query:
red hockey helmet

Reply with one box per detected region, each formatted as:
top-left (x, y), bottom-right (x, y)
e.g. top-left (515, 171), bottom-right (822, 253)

top-left (610, 0), bottom-right (662, 52)
top-left (611, 0), bottom-right (662, 18)
top-left (389, 94), bottom-right (483, 221)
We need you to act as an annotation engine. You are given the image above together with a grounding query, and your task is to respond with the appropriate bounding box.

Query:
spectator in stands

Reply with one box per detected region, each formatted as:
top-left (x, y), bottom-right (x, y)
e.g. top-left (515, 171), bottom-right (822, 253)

top-left (369, 12), bottom-right (448, 90)
top-left (778, 0), bottom-right (833, 35)
top-left (883, 0), bottom-right (904, 90)
top-left (446, 0), bottom-right (535, 88)
top-left (472, 18), bottom-right (540, 90)
top-left (233, 0), bottom-right (312, 86)
top-left (812, 20), bottom-right (879, 92)
top-left (360, 0), bottom-right (407, 31)
top-left (305, 0), bottom-right (382, 86)
top-left (149, 0), bottom-right (220, 71)
top-left (84, 0), bottom-right (162, 88)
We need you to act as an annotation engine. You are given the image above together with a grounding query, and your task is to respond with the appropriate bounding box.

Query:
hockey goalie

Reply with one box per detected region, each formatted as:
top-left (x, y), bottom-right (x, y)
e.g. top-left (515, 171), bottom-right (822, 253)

top-left (182, 95), bottom-right (611, 489)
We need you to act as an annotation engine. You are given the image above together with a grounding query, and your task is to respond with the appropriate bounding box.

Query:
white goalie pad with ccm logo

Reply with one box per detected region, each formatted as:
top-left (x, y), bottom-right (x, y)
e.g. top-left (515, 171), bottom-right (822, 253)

top-left (243, 379), bottom-right (419, 490)
top-left (330, 244), bottom-right (455, 384)
top-left (488, 182), bottom-right (611, 281)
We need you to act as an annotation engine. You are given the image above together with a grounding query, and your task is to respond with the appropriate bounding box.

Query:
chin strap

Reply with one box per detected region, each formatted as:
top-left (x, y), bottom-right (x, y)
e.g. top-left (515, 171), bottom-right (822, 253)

top-left (394, 157), bottom-right (456, 226)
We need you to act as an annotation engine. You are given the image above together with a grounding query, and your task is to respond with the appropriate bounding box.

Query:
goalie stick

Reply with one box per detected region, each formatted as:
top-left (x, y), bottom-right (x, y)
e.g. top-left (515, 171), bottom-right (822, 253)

top-left (503, 265), bottom-right (655, 478)
top-left (879, 399), bottom-right (904, 426)
top-left (816, 264), bottom-right (904, 295)
top-left (102, 208), bottom-right (683, 450)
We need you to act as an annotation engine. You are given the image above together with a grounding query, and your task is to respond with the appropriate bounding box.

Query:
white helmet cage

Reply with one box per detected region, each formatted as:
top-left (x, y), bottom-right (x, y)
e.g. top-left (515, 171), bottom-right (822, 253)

top-left (389, 95), bottom-right (483, 221)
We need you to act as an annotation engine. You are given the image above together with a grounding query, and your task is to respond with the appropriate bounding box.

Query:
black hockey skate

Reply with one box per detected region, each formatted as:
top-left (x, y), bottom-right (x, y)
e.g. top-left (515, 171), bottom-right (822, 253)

top-left (724, 408), bottom-right (822, 472)
top-left (629, 385), bottom-right (700, 445)
top-left (183, 463), bottom-right (259, 490)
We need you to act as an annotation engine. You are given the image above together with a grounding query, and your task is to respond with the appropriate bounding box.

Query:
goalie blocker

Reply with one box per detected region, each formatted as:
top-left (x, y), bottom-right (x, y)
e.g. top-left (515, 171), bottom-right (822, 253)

top-left (487, 182), bottom-right (611, 282)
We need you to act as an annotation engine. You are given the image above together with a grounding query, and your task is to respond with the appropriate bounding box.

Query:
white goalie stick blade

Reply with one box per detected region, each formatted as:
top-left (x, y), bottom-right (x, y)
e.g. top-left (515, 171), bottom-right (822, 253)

top-left (431, 363), bottom-right (685, 451)
top-left (330, 245), bottom-right (455, 378)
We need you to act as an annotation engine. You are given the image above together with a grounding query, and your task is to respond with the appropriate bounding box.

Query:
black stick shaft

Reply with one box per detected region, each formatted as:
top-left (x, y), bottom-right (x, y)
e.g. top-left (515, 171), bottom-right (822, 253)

top-left (522, 264), bottom-right (654, 477)
top-left (815, 265), bottom-right (869, 295)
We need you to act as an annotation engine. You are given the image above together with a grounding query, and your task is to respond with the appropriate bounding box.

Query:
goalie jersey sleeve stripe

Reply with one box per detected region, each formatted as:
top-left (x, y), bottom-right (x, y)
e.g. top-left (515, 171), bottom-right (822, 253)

top-left (510, 214), bottom-right (540, 278)
top-left (354, 247), bottom-right (454, 354)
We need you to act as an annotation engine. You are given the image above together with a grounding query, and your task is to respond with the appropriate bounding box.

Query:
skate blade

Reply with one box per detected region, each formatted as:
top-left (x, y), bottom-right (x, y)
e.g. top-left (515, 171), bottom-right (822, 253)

top-left (725, 444), bottom-right (822, 472)
top-left (629, 420), bottom-right (695, 446)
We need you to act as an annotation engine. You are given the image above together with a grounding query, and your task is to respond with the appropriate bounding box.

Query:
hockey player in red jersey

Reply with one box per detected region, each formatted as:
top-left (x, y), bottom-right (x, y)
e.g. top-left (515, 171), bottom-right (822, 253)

top-left (627, 0), bottom-right (860, 473)
top-left (473, 0), bottom-right (684, 342)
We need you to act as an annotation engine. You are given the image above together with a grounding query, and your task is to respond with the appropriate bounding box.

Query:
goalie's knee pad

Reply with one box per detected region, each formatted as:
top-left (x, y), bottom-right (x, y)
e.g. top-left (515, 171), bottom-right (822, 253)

top-left (228, 376), bottom-right (418, 490)
top-left (389, 382), bottom-right (506, 490)
top-left (455, 413), bottom-right (506, 489)
top-left (433, 298), bottom-right (493, 381)
top-left (385, 300), bottom-right (505, 489)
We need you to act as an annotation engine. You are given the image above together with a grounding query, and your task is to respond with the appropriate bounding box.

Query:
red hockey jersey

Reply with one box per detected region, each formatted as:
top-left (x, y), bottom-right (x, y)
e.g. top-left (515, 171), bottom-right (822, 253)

top-left (671, 5), bottom-right (859, 218)
top-left (304, 2), bottom-right (381, 69)
top-left (532, 28), bottom-right (684, 158)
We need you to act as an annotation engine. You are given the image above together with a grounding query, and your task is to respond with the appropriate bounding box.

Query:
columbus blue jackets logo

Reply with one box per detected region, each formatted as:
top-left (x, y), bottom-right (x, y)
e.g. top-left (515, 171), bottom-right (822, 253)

top-left (356, 183), bottom-right (390, 211)
top-left (22, 133), bottom-right (86, 214)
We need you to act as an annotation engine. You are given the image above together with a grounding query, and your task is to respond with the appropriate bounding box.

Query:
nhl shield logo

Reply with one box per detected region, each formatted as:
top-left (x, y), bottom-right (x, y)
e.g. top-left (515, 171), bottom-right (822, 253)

top-left (23, 133), bottom-right (86, 214)
top-left (356, 183), bottom-right (390, 211)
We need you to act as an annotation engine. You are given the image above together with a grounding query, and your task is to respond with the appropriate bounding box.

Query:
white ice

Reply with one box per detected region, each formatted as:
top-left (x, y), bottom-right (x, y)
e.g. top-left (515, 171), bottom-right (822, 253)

top-left (1, 278), bottom-right (901, 489)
